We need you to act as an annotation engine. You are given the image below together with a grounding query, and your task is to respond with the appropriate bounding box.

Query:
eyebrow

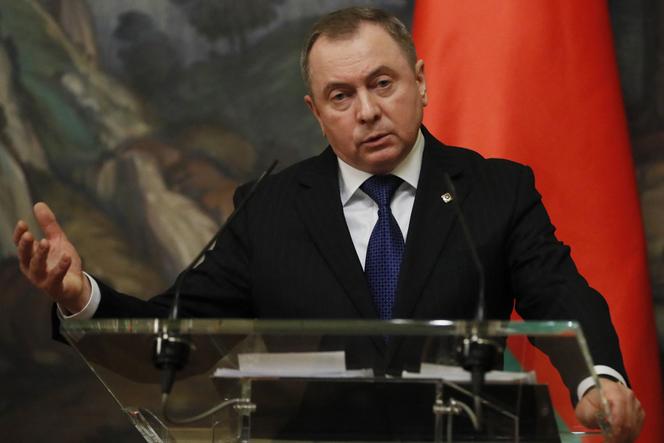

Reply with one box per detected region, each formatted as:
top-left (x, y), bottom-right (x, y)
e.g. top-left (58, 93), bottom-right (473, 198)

top-left (321, 65), bottom-right (398, 97)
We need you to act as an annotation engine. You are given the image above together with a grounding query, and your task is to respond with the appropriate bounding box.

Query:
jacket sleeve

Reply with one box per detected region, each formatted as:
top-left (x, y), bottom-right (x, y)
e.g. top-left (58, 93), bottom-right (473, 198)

top-left (504, 163), bottom-right (627, 398)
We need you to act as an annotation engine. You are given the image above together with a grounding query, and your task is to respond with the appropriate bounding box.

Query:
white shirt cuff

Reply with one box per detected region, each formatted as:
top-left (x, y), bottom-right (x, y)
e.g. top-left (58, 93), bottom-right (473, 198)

top-left (56, 272), bottom-right (101, 320)
top-left (577, 365), bottom-right (627, 400)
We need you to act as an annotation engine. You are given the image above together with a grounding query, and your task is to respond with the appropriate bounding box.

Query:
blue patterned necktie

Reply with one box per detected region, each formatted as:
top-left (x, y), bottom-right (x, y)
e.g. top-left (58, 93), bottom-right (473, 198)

top-left (361, 175), bottom-right (405, 320)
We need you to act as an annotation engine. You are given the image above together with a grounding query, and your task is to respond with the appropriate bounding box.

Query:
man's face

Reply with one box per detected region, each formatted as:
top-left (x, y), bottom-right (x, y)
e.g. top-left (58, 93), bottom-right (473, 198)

top-left (304, 23), bottom-right (428, 175)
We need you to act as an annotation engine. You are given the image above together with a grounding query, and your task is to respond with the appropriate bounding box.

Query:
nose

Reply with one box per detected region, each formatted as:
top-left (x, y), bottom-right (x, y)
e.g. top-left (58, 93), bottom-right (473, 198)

top-left (356, 90), bottom-right (381, 124)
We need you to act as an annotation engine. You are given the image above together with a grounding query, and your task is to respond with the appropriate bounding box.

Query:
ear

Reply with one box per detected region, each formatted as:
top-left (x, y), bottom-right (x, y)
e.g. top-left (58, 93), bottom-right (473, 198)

top-left (304, 94), bottom-right (326, 137)
top-left (414, 59), bottom-right (428, 106)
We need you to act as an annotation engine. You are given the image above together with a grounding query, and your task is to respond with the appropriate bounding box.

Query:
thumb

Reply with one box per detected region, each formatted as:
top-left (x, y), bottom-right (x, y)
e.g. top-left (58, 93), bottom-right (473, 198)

top-left (33, 202), bottom-right (65, 239)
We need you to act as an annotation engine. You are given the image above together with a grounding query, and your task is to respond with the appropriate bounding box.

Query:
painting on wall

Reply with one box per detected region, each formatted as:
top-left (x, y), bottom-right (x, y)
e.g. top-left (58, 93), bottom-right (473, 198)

top-left (0, 1), bottom-right (411, 440)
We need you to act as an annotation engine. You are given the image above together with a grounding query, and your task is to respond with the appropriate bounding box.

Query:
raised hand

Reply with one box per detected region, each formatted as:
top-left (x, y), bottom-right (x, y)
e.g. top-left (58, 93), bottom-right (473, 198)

top-left (575, 378), bottom-right (644, 443)
top-left (13, 202), bottom-right (90, 314)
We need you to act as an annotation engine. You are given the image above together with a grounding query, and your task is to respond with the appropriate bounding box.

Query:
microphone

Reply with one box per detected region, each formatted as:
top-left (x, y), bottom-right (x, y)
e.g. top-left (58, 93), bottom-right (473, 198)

top-left (442, 173), bottom-right (501, 430)
top-left (153, 160), bottom-right (278, 403)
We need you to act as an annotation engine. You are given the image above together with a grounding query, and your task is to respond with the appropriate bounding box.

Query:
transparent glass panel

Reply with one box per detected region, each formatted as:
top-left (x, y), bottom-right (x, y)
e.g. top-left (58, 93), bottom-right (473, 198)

top-left (61, 319), bottom-right (609, 442)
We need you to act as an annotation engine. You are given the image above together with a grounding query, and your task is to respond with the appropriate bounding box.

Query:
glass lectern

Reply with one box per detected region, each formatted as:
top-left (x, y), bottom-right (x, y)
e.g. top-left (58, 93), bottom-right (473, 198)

top-left (61, 319), bottom-right (609, 442)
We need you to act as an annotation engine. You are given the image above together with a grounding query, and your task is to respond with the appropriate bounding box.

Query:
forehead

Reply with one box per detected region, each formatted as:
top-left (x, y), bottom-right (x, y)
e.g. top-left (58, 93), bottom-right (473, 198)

top-left (307, 23), bottom-right (410, 89)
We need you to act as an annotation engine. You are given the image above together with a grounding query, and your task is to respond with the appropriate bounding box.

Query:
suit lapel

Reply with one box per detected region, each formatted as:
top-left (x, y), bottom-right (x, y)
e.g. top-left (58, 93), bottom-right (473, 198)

top-left (294, 148), bottom-right (380, 321)
top-left (295, 148), bottom-right (387, 356)
top-left (392, 129), bottom-right (474, 321)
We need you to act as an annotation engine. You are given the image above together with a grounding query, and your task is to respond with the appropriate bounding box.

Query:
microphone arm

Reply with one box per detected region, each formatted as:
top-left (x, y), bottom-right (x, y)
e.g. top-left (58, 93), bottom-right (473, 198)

top-left (442, 174), bottom-right (485, 322)
top-left (443, 173), bottom-right (500, 431)
top-left (154, 160), bottom-right (278, 404)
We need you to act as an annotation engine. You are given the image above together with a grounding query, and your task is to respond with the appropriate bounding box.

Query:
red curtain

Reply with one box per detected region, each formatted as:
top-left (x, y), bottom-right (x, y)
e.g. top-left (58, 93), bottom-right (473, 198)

top-left (413, 1), bottom-right (663, 440)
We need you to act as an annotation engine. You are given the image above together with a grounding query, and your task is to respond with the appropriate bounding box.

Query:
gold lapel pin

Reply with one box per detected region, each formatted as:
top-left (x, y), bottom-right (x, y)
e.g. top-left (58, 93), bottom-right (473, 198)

top-left (441, 193), bottom-right (453, 203)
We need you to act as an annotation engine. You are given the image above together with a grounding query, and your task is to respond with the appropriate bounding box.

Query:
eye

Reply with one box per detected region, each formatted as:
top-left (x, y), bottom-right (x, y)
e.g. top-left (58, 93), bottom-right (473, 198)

top-left (331, 92), bottom-right (347, 102)
top-left (376, 78), bottom-right (392, 88)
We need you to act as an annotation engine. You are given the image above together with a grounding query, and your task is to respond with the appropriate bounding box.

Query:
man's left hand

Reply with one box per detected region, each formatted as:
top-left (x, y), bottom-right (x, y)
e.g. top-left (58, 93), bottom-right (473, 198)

top-left (575, 378), bottom-right (644, 442)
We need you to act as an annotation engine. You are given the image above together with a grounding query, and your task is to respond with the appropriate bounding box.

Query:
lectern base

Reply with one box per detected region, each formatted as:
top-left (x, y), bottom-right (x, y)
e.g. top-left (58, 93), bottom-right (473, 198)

top-left (235, 379), bottom-right (560, 442)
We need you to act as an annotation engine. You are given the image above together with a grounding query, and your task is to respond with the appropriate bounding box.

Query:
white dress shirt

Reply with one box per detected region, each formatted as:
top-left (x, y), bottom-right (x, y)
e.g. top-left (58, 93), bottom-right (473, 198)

top-left (339, 130), bottom-right (423, 269)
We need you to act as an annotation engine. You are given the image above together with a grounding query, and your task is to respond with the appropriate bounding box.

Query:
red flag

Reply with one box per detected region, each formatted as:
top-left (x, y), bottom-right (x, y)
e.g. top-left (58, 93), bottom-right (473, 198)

top-left (413, 1), bottom-right (663, 440)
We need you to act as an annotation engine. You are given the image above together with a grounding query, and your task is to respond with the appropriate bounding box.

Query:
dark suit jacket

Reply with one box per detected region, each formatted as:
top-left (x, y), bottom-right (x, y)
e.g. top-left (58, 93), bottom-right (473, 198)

top-left (85, 127), bottom-right (626, 393)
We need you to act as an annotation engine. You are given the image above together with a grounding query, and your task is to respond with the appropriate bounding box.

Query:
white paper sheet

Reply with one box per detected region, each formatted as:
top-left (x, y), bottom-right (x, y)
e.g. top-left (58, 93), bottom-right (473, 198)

top-left (212, 352), bottom-right (534, 383)
top-left (403, 363), bottom-right (536, 384)
top-left (213, 351), bottom-right (373, 378)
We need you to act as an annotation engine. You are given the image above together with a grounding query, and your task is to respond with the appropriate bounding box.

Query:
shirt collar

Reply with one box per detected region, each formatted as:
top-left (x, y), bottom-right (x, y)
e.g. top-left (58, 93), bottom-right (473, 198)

top-left (338, 129), bottom-right (424, 205)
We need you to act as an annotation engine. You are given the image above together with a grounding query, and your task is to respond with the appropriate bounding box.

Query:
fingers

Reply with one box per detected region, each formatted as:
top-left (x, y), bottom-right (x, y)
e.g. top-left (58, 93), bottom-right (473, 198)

top-left (28, 238), bottom-right (49, 281)
top-left (13, 205), bottom-right (83, 306)
top-left (16, 229), bottom-right (35, 271)
top-left (602, 382), bottom-right (644, 442)
top-left (43, 254), bottom-right (72, 296)
top-left (607, 388), bottom-right (629, 431)
top-left (14, 221), bottom-right (70, 299)
top-left (25, 250), bottom-right (71, 299)
top-left (625, 398), bottom-right (645, 442)
top-left (13, 219), bottom-right (28, 245)
top-left (33, 202), bottom-right (65, 240)
top-left (575, 388), bottom-right (601, 428)
top-left (576, 380), bottom-right (645, 442)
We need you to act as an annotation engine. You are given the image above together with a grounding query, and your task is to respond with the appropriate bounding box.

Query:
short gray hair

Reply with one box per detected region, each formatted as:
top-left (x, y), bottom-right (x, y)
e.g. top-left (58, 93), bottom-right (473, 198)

top-left (300, 7), bottom-right (417, 93)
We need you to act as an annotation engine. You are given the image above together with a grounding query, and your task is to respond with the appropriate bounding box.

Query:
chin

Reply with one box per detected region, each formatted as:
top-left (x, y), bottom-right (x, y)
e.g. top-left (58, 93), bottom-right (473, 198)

top-left (363, 149), bottom-right (408, 174)
top-left (362, 158), bottom-right (402, 175)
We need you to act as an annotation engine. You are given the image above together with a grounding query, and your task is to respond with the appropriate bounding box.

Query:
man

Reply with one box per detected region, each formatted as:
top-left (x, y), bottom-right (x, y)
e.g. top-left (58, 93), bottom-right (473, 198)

top-left (13, 7), bottom-right (643, 441)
